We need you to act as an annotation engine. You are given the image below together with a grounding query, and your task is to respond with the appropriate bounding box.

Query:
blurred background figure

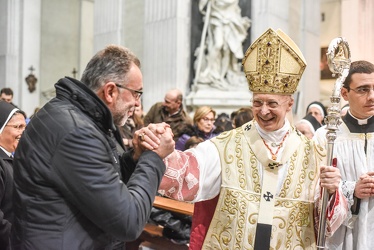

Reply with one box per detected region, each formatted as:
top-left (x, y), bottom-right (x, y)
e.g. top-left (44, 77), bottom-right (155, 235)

top-left (119, 107), bottom-right (144, 150)
top-left (144, 89), bottom-right (192, 141)
top-left (341, 103), bottom-right (349, 117)
top-left (0, 88), bottom-right (13, 103)
top-left (175, 106), bottom-right (219, 151)
top-left (134, 101), bottom-right (145, 120)
top-left (231, 107), bottom-right (253, 128)
top-left (295, 114), bottom-right (321, 139)
top-left (306, 101), bottom-right (327, 125)
top-left (29, 107), bottom-right (40, 120)
top-left (0, 101), bottom-right (26, 250)
top-left (0, 88), bottom-right (18, 108)
top-left (184, 136), bottom-right (204, 150)
top-left (214, 113), bottom-right (232, 133)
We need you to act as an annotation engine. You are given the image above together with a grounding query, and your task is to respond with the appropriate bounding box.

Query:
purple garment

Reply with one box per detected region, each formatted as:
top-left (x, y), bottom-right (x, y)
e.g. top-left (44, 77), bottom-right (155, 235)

top-left (175, 134), bottom-right (191, 151)
top-left (175, 126), bottom-right (219, 151)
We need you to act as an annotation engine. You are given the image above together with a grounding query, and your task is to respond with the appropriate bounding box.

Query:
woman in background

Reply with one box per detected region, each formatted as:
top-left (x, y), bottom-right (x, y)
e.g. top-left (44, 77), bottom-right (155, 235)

top-left (306, 101), bottom-right (327, 125)
top-left (175, 106), bottom-right (219, 151)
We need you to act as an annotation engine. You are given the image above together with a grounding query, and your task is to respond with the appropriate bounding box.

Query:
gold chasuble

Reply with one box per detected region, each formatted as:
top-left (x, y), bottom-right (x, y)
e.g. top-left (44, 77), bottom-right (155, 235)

top-left (203, 121), bottom-right (325, 249)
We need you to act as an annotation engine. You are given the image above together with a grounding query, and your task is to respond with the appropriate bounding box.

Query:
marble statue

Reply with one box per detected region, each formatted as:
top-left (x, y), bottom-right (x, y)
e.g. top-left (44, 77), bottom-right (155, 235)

top-left (194, 0), bottom-right (251, 90)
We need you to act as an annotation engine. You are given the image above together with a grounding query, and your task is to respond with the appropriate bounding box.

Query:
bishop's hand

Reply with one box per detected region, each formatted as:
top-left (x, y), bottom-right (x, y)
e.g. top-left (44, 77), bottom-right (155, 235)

top-left (320, 165), bottom-right (341, 194)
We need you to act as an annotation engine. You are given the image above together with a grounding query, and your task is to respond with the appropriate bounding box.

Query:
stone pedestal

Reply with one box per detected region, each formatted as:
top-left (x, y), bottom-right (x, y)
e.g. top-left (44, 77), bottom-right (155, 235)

top-left (186, 85), bottom-right (252, 116)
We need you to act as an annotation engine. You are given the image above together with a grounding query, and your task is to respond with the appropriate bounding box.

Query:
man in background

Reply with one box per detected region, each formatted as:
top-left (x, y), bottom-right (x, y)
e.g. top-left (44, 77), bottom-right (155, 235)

top-left (0, 88), bottom-right (17, 108)
top-left (144, 89), bottom-right (192, 141)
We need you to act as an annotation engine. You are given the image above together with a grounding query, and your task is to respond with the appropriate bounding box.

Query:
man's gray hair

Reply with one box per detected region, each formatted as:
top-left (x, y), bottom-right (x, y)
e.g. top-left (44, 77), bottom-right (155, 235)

top-left (81, 45), bottom-right (140, 91)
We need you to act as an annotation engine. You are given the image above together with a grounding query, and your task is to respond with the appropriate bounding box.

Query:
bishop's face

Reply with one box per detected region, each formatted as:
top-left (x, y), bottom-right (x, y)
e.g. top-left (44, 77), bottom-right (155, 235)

top-left (252, 94), bottom-right (293, 132)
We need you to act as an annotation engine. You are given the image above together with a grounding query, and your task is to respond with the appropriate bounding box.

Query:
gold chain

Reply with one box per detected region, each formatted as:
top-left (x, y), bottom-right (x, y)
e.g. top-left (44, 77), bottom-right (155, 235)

top-left (261, 131), bottom-right (290, 160)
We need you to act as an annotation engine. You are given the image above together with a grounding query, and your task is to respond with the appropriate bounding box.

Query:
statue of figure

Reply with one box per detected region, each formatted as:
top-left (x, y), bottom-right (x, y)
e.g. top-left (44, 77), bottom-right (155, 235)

top-left (335, 44), bottom-right (346, 60)
top-left (194, 0), bottom-right (250, 90)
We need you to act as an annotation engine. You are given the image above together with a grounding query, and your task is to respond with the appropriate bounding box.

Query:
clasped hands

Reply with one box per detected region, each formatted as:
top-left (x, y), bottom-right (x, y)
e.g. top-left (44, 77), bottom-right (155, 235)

top-left (132, 122), bottom-right (175, 160)
top-left (354, 172), bottom-right (374, 199)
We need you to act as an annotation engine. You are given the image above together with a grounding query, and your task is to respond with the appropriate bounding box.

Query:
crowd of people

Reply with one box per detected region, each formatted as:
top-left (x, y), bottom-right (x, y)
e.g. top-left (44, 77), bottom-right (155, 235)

top-left (0, 27), bottom-right (374, 250)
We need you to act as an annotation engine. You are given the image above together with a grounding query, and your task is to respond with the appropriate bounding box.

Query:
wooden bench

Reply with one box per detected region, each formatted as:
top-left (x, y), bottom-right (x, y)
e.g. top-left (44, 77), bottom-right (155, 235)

top-left (126, 196), bottom-right (194, 250)
top-left (153, 196), bottom-right (194, 216)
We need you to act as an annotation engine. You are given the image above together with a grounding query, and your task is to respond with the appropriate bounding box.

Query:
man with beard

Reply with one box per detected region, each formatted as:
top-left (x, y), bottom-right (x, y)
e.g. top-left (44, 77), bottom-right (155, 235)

top-left (11, 45), bottom-right (175, 250)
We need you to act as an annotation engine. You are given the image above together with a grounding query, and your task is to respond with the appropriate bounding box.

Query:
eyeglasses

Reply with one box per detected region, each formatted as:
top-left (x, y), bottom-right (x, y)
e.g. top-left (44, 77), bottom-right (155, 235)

top-left (348, 86), bottom-right (374, 96)
top-left (252, 99), bottom-right (289, 109)
top-left (115, 84), bottom-right (143, 100)
top-left (201, 117), bottom-right (215, 123)
top-left (6, 124), bottom-right (26, 131)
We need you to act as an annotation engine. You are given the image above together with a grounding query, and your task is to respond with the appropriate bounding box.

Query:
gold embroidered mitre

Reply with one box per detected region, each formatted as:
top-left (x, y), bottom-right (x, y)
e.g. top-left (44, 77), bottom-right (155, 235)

top-left (242, 28), bottom-right (307, 95)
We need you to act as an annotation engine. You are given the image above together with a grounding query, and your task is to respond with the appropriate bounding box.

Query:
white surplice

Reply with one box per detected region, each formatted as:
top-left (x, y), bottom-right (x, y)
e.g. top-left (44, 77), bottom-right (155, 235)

top-left (314, 112), bottom-right (374, 250)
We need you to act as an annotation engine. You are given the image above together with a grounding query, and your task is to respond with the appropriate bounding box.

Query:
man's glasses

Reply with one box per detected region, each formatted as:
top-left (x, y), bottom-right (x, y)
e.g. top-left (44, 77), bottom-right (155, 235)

top-left (252, 99), bottom-right (288, 109)
top-left (6, 124), bottom-right (26, 131)
top-left (348, 86), bottom-right (374, 96)
top-left (115, 84), bottom-right (143, 99)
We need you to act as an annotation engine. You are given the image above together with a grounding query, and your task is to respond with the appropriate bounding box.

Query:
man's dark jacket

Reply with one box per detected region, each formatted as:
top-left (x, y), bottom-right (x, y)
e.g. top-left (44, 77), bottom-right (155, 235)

top-left (12, 77), bottom-right (166, 249)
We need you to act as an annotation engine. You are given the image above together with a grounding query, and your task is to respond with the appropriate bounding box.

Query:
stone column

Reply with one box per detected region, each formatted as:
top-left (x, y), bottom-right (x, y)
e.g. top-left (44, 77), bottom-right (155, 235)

top-left (0, 0), bottom-right (21, 103)
top-left (19, 0), bottom-right (41, 117)
top-left (142, 0), bottom-right (192, 113)
top-left (94, 0), bottom-right (124, 52)
top-left (79, 0), bottom-right (94, 74)
top-left (122, 0), bottom-right (145, 62)
top-left (0, 0), bottom-right (42, 117)
top-left (341, 0), bottom-right (374, 63)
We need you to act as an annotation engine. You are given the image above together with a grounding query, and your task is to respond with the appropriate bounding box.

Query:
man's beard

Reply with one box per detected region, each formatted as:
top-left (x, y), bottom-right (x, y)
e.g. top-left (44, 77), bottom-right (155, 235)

top-left (114, 113), bottom-right (129, 127)
top-left (113, 97), bottom-right (131, 127)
